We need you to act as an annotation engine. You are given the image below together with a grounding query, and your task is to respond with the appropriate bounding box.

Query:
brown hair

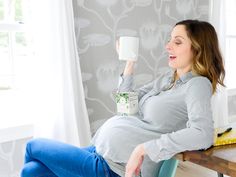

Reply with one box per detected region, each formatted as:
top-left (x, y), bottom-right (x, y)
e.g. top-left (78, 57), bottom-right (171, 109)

top-left (175, 19), bottom-right (225, 93)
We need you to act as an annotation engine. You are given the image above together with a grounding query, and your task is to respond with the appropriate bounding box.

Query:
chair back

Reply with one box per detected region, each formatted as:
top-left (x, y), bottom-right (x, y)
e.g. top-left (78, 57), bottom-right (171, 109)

top-left (157, 158), bottom-right (178, 177)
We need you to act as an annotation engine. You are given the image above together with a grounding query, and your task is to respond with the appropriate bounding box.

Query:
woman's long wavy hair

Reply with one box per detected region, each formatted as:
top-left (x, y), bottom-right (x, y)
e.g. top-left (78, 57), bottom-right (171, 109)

top-left (175, 20), bottom-right (225, 94)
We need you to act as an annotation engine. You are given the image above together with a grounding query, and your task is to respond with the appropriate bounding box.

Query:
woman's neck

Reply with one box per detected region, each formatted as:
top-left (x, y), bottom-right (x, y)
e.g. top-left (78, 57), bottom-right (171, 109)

top-left (176, 69), bottom-right (191, 80)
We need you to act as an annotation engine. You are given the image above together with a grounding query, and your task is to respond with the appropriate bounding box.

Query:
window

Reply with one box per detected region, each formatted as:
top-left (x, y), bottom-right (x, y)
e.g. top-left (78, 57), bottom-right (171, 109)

top-left (0, 0), bottom-right (32, 89)
top-left (225, 0), bottom-right (236, 122)
top-left (225, 0), bottom-right (236, 89)
top-left (0, 0), bottom-right (33, 126)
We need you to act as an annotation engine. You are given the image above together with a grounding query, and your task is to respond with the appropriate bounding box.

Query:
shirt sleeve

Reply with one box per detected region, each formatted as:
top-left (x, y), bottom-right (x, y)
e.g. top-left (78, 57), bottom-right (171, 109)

top-left (143, 77), bottom-right (214, 162)
top-left (117, 70), bottom-right (173, 101)
top-left (117, 73), bottom-right (155, 101)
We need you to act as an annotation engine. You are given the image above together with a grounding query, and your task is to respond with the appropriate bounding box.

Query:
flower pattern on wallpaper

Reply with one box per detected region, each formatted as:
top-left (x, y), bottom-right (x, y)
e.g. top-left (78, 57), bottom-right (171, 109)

top-left (73, 0), bottom-right (210, 133)
top-left (95, 0), bottom-right (118, 7)
top-left (96, 61), bottom-right (119, 94)
top-left (131, 0), bottom-right (153, 7)
top-left (176, 0), bottom-right (195, 19)
top-left (139, 21), bottom-right (159, 51)
top-left (77, 18), bottom-right (90, 28)
top-left (116, 29), bottom-right (138, 37)
top-left (82, 72), bottom-right (93, 82)
top-left (158, 24), bottom-right (172, 48)
top-left (76, 0), bottom-right (84, 7)
top-left (198, 5), bottom-right (210, 17)
top-left (83, 34), bottom-right (111, 46)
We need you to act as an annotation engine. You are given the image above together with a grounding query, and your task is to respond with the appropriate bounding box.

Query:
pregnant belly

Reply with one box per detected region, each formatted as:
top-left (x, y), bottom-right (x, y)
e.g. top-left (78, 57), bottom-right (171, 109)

top-left (92, 116), bottom-right (161, 162)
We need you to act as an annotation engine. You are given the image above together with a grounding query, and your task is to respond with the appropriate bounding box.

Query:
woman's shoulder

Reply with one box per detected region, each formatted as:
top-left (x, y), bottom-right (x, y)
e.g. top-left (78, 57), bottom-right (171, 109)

top-left (189, 75), bottom-right (211, 85)
top-left (186, 75), bottom-right (213, 94)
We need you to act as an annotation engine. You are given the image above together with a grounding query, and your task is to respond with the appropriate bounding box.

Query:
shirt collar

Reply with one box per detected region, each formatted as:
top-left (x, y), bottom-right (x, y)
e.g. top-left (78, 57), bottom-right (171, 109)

top-left (167, 70), bottom-right (196, 86)
top-left (178, 71), bottom-right (195, 83)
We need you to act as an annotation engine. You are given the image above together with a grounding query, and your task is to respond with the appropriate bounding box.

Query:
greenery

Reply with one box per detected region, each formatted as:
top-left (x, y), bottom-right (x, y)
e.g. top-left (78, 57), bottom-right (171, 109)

top-left (115, 93), bottom-right (129, 103)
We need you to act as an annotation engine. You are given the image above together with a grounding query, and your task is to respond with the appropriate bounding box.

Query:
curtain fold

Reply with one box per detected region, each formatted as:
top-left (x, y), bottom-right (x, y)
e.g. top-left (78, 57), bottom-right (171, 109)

top-left (209, 0), bottom-right (228, 127)
top-left (29, 0), bottom-right (91, 146)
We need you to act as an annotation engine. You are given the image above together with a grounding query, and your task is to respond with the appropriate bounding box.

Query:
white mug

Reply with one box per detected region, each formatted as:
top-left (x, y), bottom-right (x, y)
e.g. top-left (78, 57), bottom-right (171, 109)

top-left (118, 36), bottom-right (139, 61)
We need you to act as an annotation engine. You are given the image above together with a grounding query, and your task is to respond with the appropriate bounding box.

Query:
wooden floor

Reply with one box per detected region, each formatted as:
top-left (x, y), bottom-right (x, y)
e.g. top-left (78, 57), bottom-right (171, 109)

top-left (175, 161), bottom-right (230, 177)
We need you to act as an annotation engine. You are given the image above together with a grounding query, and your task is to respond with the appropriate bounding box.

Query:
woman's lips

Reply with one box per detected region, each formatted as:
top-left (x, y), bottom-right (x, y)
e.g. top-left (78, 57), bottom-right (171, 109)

top-left (169, 55), bottom-right (177, 61)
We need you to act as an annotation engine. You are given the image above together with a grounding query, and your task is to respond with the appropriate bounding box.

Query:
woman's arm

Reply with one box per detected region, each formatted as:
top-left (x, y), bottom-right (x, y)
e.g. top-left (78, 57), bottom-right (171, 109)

top-left (118, 69), bottom-right (171, 102)
top-left (144, 77), bottom-right (214, 162)
top-left (123, 61), bottom-right (135, 76)
top-left (125, 77), bottom-right (214, 177)
top-left (117, 61), bottom-right (155, 101)
top-left (115, 39), bottom-right (168, 100)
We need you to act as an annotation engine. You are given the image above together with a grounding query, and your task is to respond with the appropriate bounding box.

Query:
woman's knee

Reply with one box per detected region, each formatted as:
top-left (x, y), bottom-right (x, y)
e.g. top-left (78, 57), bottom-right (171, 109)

top-left (26, 138), bottom-right (48, 147)
top-left (24, 138), bottom-right (50, 161)
top-left (25, 138), bottom-right (42, 153)
top-left (21, 161), bottom-right (39, 177)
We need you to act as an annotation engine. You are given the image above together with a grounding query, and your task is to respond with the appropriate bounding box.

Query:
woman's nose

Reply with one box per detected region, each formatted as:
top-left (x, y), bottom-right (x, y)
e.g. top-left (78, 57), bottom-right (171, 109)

top-left (165, 41), bottom-right (171, 51)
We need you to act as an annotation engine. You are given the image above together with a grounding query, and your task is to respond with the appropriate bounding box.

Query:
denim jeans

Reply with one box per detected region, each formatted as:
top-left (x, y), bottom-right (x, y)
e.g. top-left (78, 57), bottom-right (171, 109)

top-left (21, 138), bottom-right (120, 177)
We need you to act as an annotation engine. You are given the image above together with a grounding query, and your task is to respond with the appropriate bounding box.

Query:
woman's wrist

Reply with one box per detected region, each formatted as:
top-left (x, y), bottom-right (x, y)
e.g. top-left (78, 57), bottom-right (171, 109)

top-left (136, 144), bottom-right (147, 156)
top-left (123, 61), bottom-right (135, 76)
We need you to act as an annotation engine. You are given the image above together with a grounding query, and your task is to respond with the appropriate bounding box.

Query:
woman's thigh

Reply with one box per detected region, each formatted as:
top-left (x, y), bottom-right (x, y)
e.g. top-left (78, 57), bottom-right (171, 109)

top-left (24, 138), bottom-right (109, 177)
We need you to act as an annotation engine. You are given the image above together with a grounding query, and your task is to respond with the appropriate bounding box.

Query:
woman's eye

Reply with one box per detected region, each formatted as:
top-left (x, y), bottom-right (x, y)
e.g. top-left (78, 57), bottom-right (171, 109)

top-left (175, 41), bottom-right (181, 45)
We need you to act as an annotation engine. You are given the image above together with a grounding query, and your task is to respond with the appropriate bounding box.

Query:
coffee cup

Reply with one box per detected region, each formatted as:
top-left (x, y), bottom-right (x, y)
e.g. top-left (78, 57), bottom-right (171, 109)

top-left (118, 36), bottom-right (139, 61)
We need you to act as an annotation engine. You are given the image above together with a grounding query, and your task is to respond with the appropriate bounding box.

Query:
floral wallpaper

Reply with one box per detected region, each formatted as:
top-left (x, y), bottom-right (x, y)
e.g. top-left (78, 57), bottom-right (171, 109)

top-left (73, 0), bottom-right (210, 134)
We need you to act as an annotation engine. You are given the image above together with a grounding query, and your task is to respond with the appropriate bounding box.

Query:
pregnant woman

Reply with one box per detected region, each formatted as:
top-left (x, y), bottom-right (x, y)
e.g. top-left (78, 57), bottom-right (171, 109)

top-left (21, 19), bottom-right (225, 177)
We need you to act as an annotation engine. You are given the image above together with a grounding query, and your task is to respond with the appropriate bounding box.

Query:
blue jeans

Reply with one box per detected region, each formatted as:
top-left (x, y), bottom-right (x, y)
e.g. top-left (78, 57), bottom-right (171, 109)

top-left (21, 138), bottom-right (120, 177)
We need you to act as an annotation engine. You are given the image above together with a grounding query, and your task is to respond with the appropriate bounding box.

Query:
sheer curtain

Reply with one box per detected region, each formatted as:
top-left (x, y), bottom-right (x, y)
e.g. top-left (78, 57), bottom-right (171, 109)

top-left (28, 0), bottom-right (91, 146)
top-left (209, 0), bottom-right (228, 128)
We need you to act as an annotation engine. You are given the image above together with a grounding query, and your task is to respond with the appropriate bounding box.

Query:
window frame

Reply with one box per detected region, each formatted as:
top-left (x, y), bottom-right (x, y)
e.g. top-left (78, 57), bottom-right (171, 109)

top-left (0, 0), bottom-right (27, 90)
top-left (224, 0), bottom-right (236, 123)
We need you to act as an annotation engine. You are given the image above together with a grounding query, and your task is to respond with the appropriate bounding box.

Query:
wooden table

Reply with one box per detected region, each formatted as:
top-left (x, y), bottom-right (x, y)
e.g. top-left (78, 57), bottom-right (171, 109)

top-left (176, 144), bottom-right (236, 177)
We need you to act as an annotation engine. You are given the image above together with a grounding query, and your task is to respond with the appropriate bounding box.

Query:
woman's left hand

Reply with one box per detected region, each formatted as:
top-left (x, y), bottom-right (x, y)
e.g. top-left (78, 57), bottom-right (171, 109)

top-left (125, 144), bottom-right (146, 177)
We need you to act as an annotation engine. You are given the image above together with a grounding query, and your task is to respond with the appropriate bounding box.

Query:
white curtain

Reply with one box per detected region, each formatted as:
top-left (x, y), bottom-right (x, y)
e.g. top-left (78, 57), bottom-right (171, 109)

top-left (209, 0), bottom-right (228, 128)
top-left (28, 0), bottom-right (91, 146)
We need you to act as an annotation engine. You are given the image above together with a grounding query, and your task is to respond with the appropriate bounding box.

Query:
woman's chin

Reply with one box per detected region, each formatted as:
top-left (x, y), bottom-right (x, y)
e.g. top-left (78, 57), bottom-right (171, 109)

top-left (168, 62), bottom-right (177, 69)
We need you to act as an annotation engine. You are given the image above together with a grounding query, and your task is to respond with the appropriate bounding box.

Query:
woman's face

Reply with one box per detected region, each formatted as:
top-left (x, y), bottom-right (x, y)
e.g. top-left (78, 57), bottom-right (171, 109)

top-left (166, 25), bottom-right (193, 76)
